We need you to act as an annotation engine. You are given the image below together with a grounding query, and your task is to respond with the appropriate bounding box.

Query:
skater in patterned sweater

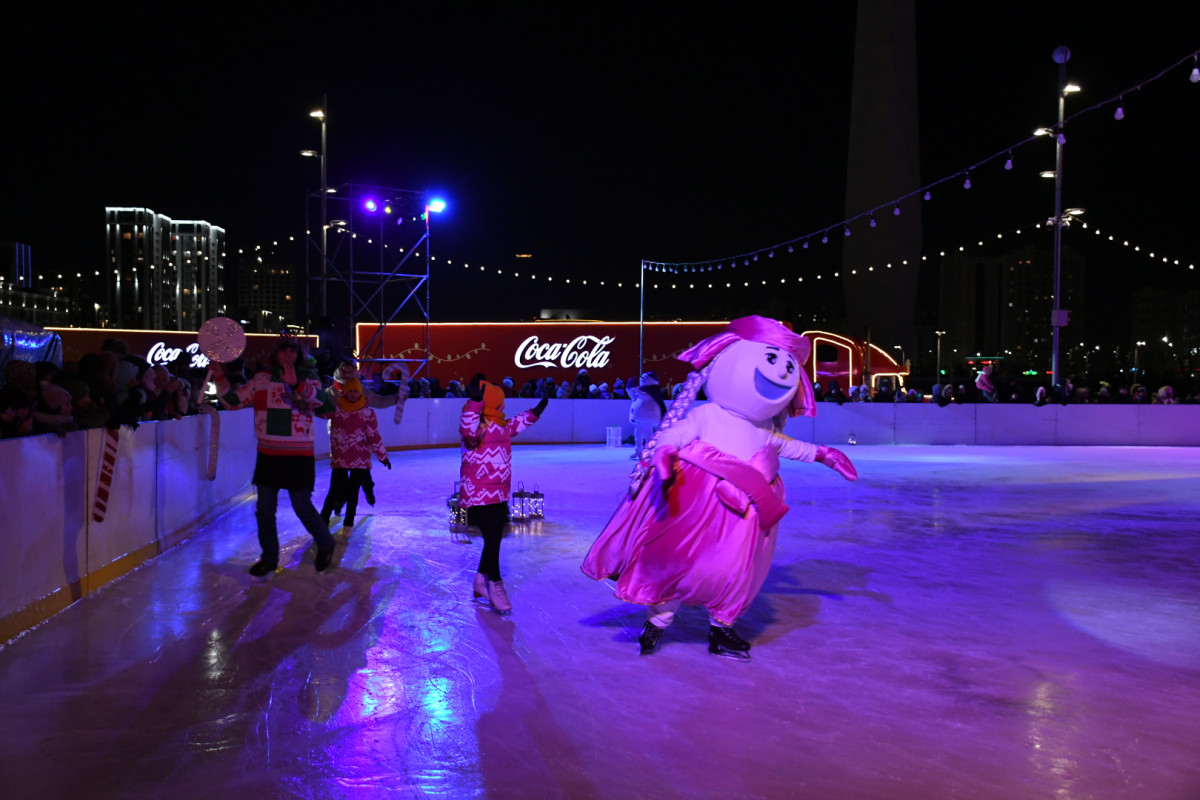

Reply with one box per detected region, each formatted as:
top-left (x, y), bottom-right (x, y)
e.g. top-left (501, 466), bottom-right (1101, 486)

top-left (459, 377), bottom-right (547, 614)
top-left (320, 376), bottom-right (395, 537)
top-left (212, 333), bottom-right (337, 575)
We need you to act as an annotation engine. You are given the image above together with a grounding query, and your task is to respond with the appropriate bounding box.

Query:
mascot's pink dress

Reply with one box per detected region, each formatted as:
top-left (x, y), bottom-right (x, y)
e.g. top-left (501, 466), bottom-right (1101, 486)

top-left (581, 316), bottom-right (857, 658)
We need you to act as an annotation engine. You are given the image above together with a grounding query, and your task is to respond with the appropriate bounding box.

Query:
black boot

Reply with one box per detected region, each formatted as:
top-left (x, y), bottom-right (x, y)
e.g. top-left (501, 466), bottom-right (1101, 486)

top-left (314, 548), bottom-right (334, 572)
top-left (248, 560), bottom-right (278, 577)
top-left (708, 625), bottom-right (751, 661)
top-left (638, 621), bottom-right (664, 655)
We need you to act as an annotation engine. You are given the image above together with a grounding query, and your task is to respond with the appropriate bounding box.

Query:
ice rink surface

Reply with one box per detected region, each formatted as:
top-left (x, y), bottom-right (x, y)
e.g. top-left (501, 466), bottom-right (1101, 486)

top-left (2, 444), bottom-right (1199, 799)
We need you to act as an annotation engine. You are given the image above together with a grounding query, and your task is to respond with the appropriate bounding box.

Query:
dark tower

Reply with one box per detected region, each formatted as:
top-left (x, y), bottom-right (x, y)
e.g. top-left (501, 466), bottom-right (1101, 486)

top-left (841, 0), bottom-right (922, 361)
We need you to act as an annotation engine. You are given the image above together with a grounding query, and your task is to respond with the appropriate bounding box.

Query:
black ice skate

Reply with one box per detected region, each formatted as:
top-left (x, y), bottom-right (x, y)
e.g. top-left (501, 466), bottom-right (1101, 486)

top-left (708, 625), bottom-right (751, 661)
top-left (638, 622), bottom-right (664, 655)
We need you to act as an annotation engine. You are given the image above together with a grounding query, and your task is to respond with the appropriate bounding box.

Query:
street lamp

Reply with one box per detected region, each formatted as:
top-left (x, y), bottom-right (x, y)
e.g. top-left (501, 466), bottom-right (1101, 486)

top-left (301, 98), bottom-right (328, 320)
top-left (1047, 46), bottom-right (1078, 388)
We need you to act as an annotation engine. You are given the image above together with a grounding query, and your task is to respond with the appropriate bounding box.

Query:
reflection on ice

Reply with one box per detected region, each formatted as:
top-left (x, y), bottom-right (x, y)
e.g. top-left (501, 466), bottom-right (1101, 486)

top-left (2, 445), bottom-right (1199, 799)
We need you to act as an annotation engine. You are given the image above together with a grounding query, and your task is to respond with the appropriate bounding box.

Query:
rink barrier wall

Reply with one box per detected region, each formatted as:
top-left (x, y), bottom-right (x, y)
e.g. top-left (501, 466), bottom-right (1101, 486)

top-left (1, 412), bottom-right (257, 645)
top-left (334, 398), bottom-right (1200, 454)
top-left (4, 400), bottom-right (1199, 643)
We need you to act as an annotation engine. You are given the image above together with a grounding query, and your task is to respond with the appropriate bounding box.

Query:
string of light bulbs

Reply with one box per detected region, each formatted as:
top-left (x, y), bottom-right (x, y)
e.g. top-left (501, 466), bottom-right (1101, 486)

top-left (638, 47), bottom-right (1200, 273)
top-left (279, 49), bottom-right (1200, 294)
top-left (437, 214), bottom-right (1194, 294)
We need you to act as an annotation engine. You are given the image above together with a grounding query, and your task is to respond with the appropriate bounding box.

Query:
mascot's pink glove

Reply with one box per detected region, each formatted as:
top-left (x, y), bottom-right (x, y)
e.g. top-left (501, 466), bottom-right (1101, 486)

top-left (652, 444), bottom-right (679, 481)
top-left (816, 445), bottom-right (858, 481)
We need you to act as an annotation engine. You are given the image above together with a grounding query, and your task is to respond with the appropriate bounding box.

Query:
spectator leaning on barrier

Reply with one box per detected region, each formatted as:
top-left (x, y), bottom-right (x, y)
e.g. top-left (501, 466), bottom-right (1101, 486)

top-left (0, 386), bottom-right (34, 438)
top-left (975, 365), bottom-right (998, 402)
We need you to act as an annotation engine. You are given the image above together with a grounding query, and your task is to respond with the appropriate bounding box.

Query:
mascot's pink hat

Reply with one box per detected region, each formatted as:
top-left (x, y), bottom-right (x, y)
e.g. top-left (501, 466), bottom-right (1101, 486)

top-left (678, 315), bottom-right (817, 418)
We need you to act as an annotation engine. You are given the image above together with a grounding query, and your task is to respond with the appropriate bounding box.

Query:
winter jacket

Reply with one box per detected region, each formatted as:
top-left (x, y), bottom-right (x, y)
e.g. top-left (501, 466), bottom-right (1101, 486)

top-left (329, 406), bottom-right (387, 469)
top-left (458, 398), bottom-right (539, 507)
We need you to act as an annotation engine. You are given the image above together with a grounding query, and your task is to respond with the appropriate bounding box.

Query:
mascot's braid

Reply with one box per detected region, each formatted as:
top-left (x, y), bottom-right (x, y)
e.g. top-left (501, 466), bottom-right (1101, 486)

top-left (629, 364), bottom-right (713, 495)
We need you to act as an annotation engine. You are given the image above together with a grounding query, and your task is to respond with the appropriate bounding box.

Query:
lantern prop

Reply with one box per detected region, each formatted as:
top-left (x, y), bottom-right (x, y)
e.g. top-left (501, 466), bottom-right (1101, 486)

top-left (509, 481), bottom-right (533, 522)
top-left (447, 481), bottom-right (470, 542)
top-left (530, 484), bottom-right (545, 519)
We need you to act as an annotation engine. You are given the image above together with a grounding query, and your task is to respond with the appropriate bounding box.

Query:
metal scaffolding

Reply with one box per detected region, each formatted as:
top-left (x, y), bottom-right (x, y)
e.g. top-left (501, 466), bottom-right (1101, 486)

top-left (304, 183), bottom-right (432, 381)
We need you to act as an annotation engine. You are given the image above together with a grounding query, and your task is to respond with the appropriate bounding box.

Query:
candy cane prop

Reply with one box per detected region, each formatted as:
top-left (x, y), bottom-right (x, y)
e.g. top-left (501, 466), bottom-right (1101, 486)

top-left (92, 426), bottom-right (120, 522)
top-left (199, 403), bottom-right (220, 480)
top-left (393, 362), bottom-right (411, 425)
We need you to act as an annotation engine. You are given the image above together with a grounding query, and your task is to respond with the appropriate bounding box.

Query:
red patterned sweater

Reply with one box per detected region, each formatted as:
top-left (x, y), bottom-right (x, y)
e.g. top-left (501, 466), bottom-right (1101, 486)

top-left (217, 367), bottom-right (333, 457)
top-left (458, 399), bottom-right (539, 508)
top-left (329, 406), bottom-right (387, 469)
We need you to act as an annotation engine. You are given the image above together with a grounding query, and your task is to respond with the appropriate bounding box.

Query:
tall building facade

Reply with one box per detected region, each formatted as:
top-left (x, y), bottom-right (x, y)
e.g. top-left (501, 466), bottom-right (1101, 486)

top-left (233, 239), bottom-right (300, 333)
top-left (938, 243), bottom-right (1086, 374)
top-left (103, 207), bottom-right (227, 330)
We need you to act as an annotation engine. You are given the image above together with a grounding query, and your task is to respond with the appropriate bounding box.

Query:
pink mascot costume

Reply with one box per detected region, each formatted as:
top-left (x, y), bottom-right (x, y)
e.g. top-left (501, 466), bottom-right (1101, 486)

top-left (581, 315), bottom-right (857, 660)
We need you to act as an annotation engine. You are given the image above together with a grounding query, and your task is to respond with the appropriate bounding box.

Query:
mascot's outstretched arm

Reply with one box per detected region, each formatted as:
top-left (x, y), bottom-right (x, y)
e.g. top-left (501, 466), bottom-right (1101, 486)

top-left (816, 444), bottom-right (858, 481)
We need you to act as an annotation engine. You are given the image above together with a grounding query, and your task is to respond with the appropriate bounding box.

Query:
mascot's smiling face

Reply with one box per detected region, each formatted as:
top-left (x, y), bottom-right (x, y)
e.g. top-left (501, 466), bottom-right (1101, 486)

top-left (705, 339), bottom-right (800, 422)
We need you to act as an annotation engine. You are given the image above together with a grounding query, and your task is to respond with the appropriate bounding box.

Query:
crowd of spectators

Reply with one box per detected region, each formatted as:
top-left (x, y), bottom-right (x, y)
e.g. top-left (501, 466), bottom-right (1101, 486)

top-left (2, 338), bottom-right (213, 440)
top-left (4, 343), bottom-right (1197, 443)
top-left (808, 369), bottom-right (1197, 407)
top-left (397, 367), bottom-right (656, 403)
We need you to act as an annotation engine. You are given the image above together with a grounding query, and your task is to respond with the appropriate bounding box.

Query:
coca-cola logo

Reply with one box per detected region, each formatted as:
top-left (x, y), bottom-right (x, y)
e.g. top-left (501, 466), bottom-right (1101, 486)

top-left (514, 334), bottom-right (616, 370)
top-left (147, 341), bottom-right (210, 370)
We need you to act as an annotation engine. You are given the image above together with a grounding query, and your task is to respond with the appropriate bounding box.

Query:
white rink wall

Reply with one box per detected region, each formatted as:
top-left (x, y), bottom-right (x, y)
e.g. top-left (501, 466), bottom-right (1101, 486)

top-left (334, 398), bottom-right (1200, 454)
top-left (4, 401), bottom-right (1199, 641)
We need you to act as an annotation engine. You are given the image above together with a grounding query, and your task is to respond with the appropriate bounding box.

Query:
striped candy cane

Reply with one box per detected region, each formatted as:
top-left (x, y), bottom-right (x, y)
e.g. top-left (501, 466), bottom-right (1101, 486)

top-left (92, 426), bottom-right (120, 522)
top-left (199, 403), bottom-right (220, 480)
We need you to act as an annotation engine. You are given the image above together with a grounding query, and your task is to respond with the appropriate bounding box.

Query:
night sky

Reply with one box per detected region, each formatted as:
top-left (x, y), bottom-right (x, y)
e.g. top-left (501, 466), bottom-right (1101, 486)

top-left (2, 4), bottom-right (1197, 342)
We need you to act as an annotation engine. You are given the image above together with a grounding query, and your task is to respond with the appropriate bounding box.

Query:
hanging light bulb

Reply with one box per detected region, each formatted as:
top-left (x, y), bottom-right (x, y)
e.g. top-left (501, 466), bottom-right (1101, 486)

top-left (963, 173), bottom-right (972, 190)
top-left (1057, 132), bottom-right (1066, 145)
top-left (821, 233), bottom-right (829, 244)
top-left (869, 215), bottom-right (877, 228)
top-left (752, 254), bottom-right (759, 262)
top-left (843, 226), bottom-right (851, 237)
top-left (1114, 96), bottom-right (1125, 120)
top-left (1004, 152), bottom-right (1013, 171)
top-left (923, 191), bottom-right (931, 201)
top-left (1191, 56), bottom-right (1200, 83)
top-left (787, 245), bottom-right (794, 253)
top-left (768, 251), bottom-right (774, 258)
top-left (802, 240), bottom-right (809, 249)
top-left (893, 204), bottom-right (901, 216)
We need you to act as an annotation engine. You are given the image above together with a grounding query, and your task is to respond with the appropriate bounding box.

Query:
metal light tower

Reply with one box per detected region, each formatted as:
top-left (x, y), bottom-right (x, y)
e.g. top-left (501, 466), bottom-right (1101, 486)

top-left (301, 96), bottom-right (328, 324)
top-left (1049, 47), bottom-right (1076, 388)
top-left (935, 330), bottom-right (946, 383)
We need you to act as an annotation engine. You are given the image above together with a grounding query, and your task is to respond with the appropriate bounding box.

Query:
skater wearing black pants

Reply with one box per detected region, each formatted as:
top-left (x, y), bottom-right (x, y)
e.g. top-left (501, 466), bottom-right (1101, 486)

top-left (458, 377), bottom-right (546, 613)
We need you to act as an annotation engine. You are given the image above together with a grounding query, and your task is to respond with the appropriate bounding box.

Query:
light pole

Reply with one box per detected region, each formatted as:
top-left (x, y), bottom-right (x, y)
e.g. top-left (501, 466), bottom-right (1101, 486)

top-left (301, 96), bottom-right (328, 322)
top-left (935, 330), bottom-right (946, 384)
top-left (638, 260), bottom-right (646, 378)
top-left (1047, 47), bottom-right (1079, 388)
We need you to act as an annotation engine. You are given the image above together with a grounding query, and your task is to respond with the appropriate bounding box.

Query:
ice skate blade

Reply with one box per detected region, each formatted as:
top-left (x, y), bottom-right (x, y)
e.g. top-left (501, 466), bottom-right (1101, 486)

top-left (708, 646), bottom-right (751, 661)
